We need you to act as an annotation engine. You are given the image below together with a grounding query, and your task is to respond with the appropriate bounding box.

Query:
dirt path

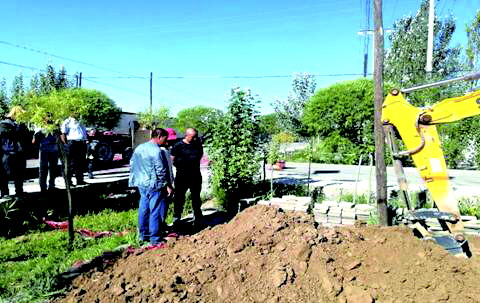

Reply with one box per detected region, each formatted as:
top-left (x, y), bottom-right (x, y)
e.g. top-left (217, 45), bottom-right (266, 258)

top-left (57, 205), bottom-right (480, 303)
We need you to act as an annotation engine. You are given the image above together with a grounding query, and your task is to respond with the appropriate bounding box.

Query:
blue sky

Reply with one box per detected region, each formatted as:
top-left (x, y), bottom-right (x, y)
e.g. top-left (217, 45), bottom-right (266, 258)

top-left (1, 0), bottom-right (478, 115)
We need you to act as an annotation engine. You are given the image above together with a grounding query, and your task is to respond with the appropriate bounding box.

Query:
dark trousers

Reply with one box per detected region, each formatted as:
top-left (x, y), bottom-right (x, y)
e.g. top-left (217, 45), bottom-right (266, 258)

top-left (173, 172), bottom-right (203, 222)
top-left (39, 148), bottom-right (59, 191)
top-left (0, 153), bottom-right (25, 196)
top-left (65, 141), bottom-right (87, 183)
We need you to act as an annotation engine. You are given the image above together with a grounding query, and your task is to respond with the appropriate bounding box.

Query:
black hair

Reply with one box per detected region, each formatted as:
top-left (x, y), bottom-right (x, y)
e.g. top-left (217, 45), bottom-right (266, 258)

top-left (151, 128), bottom-right (168, 139)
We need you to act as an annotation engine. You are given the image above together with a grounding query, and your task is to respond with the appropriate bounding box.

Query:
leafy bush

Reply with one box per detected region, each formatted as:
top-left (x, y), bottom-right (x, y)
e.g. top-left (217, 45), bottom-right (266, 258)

top-left (302, 78), bottom-right (385, 163)
top-left (175, 105), bottom-right (223, 137)
top-left (272, 132), bottom-right (297, 144)
top-left (208, 88), bottom-right (262, 212)
top-left (458, 197), bottom-right (480, 218)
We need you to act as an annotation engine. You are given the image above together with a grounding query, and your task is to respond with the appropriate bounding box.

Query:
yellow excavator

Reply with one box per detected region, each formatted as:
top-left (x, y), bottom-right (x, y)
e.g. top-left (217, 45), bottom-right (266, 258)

top-left (382, 72), bottom-right (480, 257)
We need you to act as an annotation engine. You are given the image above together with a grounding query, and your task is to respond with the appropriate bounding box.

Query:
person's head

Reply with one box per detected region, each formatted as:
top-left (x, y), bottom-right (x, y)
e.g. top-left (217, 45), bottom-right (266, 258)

top-left (6, 106), bottom-right (25, 121)
top-left (151, 128), bottom-right (168, 145)
top-left (184, 128), bottom-right (198, 144)
top-left (44, 112), bottom-right (54, 124)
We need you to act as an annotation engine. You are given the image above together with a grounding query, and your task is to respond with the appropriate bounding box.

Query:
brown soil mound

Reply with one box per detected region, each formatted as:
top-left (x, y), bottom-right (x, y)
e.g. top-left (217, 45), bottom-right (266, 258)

top-left (58, 205), bottom-right (480, 303)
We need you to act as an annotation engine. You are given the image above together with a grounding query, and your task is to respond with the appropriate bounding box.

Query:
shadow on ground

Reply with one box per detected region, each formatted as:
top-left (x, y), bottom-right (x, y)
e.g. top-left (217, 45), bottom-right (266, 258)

top-left (0, 179), bottom-right (137, 238)
top-left (169, 207), bottom-right (234, 237)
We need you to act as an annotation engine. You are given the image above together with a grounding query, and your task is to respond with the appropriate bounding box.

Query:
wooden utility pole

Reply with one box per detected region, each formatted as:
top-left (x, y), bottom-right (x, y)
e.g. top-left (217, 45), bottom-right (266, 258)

top-left (150, 72), bottom-right (153, 110)
top-left (374, 0), bottom-right (388, 225)
top-left (79, 72), bottom-right (82, 87)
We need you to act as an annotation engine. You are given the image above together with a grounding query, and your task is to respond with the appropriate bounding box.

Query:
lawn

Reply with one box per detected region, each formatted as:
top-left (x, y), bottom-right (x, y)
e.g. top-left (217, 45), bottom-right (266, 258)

top-left (0, 209), bottom-right (138, 303)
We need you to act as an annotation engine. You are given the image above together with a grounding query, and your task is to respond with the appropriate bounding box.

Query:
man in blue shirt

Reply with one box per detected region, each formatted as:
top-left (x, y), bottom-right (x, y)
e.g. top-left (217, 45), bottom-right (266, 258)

top-left (129, 128), bottom-right (173, 244)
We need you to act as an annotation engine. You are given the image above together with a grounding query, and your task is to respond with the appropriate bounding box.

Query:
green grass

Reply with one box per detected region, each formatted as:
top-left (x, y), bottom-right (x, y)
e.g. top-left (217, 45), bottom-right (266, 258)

top-left (0, 192), bottom-right (208, 303)
top-left (0, 209), bottom-right (138, 303)
top-left (334, 192), bottom-right (371, 204)
top-left (458, 197), bottom-right (480, 218)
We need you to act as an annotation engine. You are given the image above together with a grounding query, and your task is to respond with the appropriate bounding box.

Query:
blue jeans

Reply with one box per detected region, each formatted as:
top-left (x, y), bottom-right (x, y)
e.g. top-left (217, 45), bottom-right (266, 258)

top-left (138, 186), bottom-right (168, 244)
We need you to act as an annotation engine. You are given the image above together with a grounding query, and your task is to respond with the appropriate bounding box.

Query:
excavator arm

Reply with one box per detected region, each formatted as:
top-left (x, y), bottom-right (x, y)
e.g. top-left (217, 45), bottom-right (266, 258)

top-left (381, 73), bottom-right (480, 257)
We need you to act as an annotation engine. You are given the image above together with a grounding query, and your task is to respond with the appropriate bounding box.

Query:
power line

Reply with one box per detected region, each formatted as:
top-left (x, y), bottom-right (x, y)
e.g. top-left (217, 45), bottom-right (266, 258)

top-left (0, 60), bottom-right (41, 71)
top-left (1, 58), bottom-right (369, 82)
top-left (84, 73), bottom-right (367, 80)
top-left (82, 78), bottom-right (148, 96)
top-left (0, 40), bottom-right (137, 77)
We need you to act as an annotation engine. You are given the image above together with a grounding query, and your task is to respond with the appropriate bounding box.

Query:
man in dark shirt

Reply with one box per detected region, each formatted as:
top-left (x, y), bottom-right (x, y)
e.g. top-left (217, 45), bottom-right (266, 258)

top-left (171, 128), bottom-right (203, 225)
top-left (0, 106), bottom-right (27, 197)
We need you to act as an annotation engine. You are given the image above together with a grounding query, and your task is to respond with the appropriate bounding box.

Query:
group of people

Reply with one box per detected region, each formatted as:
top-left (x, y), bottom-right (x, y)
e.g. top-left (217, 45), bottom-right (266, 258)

top-left (0, 107), bottom-right (93, 197)
top-left (129, 127), bottom-right (204, 245)
top-left (0, 105), bottom-right (203, 245)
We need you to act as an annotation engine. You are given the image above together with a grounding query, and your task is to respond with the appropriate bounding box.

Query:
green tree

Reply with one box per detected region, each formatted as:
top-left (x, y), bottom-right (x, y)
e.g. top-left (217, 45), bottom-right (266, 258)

top-left (273, 72), bottom-right (316, 136)
top-left (208, 87), bottom-right (261, 212)
top-left (39, 65), bottom-right (57, 95)
top-left (258, 113), bottom-right (282, 139)
top-left (29, 73), bottom-right (41, 95)
top-left (21, 88), bottom-right (121, 132)
top-left (0, 78), bottom-right (9, 116)
top-left (56, 65), bottom-right (69, 90)
top-left (384, 0), bottom-right (462, 105)
top-left (466, 10), bottom-right (480, 70)
top-left (10, 73), bottom-right (25, 106)
top-left (137, 106), bottom-right (170, 130)
top-left (303, 78), bottom-right (387, 164)
top-left (466, 10), bottom-right (480, 88)
top-left (175, 105), bottom-right (222, 137)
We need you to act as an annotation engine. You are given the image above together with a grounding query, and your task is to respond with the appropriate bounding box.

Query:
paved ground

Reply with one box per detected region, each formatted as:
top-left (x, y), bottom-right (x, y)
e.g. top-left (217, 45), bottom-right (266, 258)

top-left (15, 159), bottom-right (480, 200)
top-left (11, 159), bottom-right (131, 195)
top-left (268, 162), bottom-right (480, 199)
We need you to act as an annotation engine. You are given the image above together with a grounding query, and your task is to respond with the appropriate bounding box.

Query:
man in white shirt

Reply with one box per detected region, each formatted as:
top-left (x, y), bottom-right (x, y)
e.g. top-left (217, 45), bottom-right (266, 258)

top-left (60, 112), bottom-right (87, 186)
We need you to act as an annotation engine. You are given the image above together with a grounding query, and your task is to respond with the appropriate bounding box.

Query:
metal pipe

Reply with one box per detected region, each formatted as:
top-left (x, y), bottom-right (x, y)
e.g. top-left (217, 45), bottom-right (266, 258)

top-left (368, 153), bottom-right (374, 204)
top-left (401, 72), bottom-right (480, 94)
top-left (353, 154), bottom-right (364, 204)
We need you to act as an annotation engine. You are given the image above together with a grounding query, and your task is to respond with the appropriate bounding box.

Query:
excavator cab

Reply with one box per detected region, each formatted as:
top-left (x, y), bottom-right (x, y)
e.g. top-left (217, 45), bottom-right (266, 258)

top-left (381, 72), bottom-right (480, 257)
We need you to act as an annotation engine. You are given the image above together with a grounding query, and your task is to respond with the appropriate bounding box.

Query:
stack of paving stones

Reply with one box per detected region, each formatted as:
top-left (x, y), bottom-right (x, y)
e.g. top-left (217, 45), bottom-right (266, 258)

top-left (257, 195), bottom-right (311, 212)
top-left (313, 201), bottom-right (376, 226)
top-left (395, 208), bottom-right (480, 236)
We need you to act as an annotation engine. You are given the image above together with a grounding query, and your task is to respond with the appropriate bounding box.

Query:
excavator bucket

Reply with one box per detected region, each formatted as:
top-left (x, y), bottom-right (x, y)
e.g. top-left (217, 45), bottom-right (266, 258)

top-left (407, 209), bottom-right (472, 257)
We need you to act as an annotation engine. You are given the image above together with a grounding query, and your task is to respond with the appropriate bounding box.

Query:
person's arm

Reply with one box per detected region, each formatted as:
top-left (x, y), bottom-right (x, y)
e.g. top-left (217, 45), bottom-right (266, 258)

top-left (170, 144), bottom-right (178, 164)
top-left (59, 119), bottom-right (69, 144)
top-left (152, 146), bottom-right (169, 189)
top-left (60, 134), bottom-right (67, 145)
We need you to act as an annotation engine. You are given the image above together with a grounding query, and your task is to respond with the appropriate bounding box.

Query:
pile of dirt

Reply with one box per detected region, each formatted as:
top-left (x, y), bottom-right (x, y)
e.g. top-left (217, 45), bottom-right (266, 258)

top-left (57, 205), bottom-right (480, 303)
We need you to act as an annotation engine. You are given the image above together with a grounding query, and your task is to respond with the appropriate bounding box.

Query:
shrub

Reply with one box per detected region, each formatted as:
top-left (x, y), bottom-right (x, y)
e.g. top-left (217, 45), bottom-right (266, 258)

top-left (208, 88), bottom-right (261, 213)
top-left (302, 79), bottom-right (387, 162)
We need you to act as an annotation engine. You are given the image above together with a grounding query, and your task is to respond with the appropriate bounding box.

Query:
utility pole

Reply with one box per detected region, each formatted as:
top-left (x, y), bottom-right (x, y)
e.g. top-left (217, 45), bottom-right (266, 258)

top-left (79, 72), bottom-right (82, 87)
top-left (426, 0), bottom-right (435, 73)
top-left (374, 0), bottom-right (388, 225)
top-left (150, 72), bottom-right (153, 111)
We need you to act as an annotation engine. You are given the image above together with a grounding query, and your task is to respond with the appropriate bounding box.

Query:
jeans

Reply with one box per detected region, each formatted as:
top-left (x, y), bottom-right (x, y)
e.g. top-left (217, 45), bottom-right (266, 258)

top-left (138, 186), bottom-right (169, 244)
